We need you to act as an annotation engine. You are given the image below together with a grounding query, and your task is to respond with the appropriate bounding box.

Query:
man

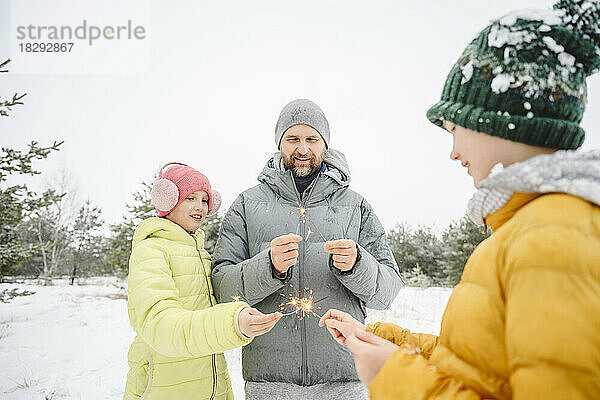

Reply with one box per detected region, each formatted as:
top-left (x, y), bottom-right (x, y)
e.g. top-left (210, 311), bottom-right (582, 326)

top-left (212, 99), bottom-right (403, 399)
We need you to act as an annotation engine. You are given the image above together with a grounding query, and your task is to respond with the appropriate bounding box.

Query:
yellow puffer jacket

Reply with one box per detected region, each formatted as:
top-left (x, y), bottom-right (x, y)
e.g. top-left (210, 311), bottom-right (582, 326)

top-left (368, 193), bottom-right (600, 399)
top-left (124, 217), bottom-right (251, 400)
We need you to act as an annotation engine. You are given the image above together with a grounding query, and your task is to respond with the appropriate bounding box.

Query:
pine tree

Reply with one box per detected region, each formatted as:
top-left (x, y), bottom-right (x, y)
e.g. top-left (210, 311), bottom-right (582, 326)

top-left (202, 212), bottom-right (223, 255)
top-left (70, 200), bottom-right (105, 284)
top-left (0, 59), bottom-right (26, 118)
top-left (387, 223), bottom-right (444, 285)
top-left (440, 214), bottom-right (491, 286)
top-left (0, 145), bottom-right (63, 279)
top-left (0, 59), bottom-right (63, 279)
top-left (403, 263), bottom-right (434, 288)
top-left (107, 181), bottom-right (155, 275)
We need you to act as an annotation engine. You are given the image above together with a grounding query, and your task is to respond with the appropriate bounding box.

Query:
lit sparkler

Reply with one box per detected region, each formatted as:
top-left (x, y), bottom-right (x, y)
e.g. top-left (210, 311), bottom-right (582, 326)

top-left (273, 201), bottom-right (358, 323)
top-left (231, 295), bottom-right (241, 302)
top-left (279, 291), bottom-right (328, 320)
top-left (294, 202), bottom-right (327, 242)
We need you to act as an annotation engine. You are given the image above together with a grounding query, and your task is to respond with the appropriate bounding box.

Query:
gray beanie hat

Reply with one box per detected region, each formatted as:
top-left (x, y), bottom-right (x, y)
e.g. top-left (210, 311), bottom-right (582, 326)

top-left (275, 99), bottom-right (330, 148)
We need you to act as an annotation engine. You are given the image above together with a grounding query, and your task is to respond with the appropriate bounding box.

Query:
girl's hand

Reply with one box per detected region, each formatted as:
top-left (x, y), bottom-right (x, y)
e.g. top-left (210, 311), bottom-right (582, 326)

top-left (319, 308), bottom-right (366, 345)
top-left (238, 307), bottom-right (282, 337)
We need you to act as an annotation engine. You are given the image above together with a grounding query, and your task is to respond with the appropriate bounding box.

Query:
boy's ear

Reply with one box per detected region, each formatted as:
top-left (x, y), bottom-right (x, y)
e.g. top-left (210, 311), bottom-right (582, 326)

top-left (209, 190), bottom-right (221, 215)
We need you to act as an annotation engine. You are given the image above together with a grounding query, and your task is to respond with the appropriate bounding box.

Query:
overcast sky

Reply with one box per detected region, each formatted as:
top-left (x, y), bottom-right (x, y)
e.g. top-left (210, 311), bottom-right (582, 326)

top-left (2, 0), bottom-right (600, 232)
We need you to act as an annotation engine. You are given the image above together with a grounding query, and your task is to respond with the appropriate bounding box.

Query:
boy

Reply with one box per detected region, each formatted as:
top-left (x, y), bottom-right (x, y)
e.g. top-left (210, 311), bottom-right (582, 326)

top-left (321, 1), bottom-right (600, 398)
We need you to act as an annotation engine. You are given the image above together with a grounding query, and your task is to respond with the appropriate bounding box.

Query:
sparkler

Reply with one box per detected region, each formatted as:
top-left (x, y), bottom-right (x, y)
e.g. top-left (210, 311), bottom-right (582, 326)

top-left (231, 295), bottom-right (241, 302)
top-left (279, 290), bottom-right (328, 320)
top-left (264, 201), bottom-right (359, 324)
top-left (280, 202), bottom-right (358, 322)
top-left (294, 202), bottom-right (328, 242)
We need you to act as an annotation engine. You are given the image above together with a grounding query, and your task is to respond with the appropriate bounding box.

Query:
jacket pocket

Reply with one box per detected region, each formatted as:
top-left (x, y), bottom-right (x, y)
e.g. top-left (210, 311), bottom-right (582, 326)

top-left (146, 355), bottom-right (223, 399)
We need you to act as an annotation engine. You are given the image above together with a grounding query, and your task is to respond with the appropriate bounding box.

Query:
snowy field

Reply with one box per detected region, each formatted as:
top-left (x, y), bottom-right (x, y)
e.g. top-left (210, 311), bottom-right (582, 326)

top-left (0, 278), bottom-right (452, 399)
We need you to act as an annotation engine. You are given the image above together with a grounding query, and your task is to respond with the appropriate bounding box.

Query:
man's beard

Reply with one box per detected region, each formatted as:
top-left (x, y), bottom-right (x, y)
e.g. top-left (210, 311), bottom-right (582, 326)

top-left (282, 149), bottom-right (325, 178)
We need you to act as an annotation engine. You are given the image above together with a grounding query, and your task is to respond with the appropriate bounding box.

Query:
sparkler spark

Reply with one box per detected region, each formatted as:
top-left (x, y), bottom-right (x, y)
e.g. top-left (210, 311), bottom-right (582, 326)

top-left (279, 291), bottom-right (326, 320)
top-left (231, 295), bottom-right (241, 302)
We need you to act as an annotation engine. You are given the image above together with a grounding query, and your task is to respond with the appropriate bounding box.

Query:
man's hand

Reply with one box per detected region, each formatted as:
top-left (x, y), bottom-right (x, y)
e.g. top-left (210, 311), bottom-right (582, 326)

top-left (238, 307), bottom-right (282, 337)
top-left (319, 308), bottom-right (366, 345)
top-left (345, 329), bottom-right (399, 386)
top-left (270, 234), bottom-right (302, 275)
top-left (324, 239), bottom-right (357, 271)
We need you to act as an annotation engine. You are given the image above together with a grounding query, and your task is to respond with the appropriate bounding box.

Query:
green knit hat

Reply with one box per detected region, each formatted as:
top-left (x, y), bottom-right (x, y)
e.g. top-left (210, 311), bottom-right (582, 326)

top-left (426, 0), bottom-right (600, 149)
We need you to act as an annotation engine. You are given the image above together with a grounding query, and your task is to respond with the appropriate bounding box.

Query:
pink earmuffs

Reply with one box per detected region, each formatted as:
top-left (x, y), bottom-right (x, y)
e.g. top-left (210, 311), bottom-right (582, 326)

top-left (151, 162), bottom-right (221, 217)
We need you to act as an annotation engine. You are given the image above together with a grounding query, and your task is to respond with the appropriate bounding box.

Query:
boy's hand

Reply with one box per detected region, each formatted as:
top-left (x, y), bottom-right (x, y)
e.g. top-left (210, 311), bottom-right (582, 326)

top-left (271, 234), bottom-right (303, 275)
top-left (238, 307), bottom-right (282, 337)
top-left (324, 239), bottom-right (357, 271)
top-left (319, 308), bottom-right (366, 345)
top-left (345, 329), bottom-right (399, 386)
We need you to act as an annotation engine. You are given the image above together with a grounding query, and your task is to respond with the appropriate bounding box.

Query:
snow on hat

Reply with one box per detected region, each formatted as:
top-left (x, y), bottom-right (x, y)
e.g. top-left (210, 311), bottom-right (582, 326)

top-left (151, 162), bottom-right (221, 217)
top-left (426, 0), bottom-right (600, 149)
top-left (275, 99), bottom-right (330, 148)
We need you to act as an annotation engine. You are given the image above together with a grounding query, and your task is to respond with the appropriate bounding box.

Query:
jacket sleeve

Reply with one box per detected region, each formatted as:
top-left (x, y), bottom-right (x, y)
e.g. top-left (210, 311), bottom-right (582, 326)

top-left (368, 226), bottom-right (600, 400)
top-left (333, 199), bottom-right (404, 309)
top-left (368, 322), bottom-right (439, 359)
top-left (368, 348), bottom-right (483, 400)
top-left (127, 241), bottom-right (252, 358)
top-left (211, 195), bottom-right (288, 306)
top-left (367, 326), bottom-right (483, 399)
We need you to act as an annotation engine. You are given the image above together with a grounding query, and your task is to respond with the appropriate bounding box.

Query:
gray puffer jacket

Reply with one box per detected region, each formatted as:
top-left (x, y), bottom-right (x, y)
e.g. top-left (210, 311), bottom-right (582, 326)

top-left (212, 148), bottom-right (403, 386)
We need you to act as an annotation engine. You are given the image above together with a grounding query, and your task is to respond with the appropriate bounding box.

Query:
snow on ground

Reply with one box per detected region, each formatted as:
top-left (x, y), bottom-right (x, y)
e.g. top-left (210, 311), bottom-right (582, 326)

top-left (0, 279), bottom-right (452, 399)
top-left (366, 286), bottom-right (453, 335)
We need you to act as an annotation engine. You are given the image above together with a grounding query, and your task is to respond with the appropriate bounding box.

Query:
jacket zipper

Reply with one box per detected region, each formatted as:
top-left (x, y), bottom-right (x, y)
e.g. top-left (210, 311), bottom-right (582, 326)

top-left (140, 353), bottom-right (153, 400)
top-left (195, 237), bottom-right (218, 400)
top-left (291, 171), bottom-right (319, 386)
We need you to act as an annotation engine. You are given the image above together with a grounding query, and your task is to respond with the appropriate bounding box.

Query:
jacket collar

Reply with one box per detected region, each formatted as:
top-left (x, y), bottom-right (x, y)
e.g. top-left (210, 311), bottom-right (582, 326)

top-left (468, 149), bottom-right (600, 226)
top-left (257, 148), bottom-right (351, 203)
top-left (483, 192), bottom-right (542, 232)
top-left (133, 217), bottom-right (205, 248)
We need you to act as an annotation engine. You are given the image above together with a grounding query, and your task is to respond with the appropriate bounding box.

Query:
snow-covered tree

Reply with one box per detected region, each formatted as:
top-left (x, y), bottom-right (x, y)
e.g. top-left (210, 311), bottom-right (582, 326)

top-left (0, 144), bottom-right (63, 279)
top-left (69, 200), bottom-right (105, 284)
top-left (440, 215), bottom-right (490, 286)
top-left (402, 263), bottom-right (434, 288)
top-left (107, 181), bottom-right (155, 275)
top-left (387, 223), bottom-right (444, 285)
top-left (387, 215), bottom-right (490, 287)
top-left (0, 59), bottom-right (26, 118)
top-left (202, 212), bottom-right (223, 255)
top-left (0, 59), bottom-right (64, 280)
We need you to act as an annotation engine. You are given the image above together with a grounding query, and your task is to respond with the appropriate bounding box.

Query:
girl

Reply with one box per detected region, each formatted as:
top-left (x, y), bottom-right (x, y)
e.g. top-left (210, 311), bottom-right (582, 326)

top-left (124, 162), bottom-right (281, 399)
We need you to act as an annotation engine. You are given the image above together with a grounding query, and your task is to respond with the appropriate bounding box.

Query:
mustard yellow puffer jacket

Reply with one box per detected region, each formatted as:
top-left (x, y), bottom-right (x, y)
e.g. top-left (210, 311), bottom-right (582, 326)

top-left (368, 193), bottom-right (600, 399)
top-left (124, 217), bottom-right (251, 400)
